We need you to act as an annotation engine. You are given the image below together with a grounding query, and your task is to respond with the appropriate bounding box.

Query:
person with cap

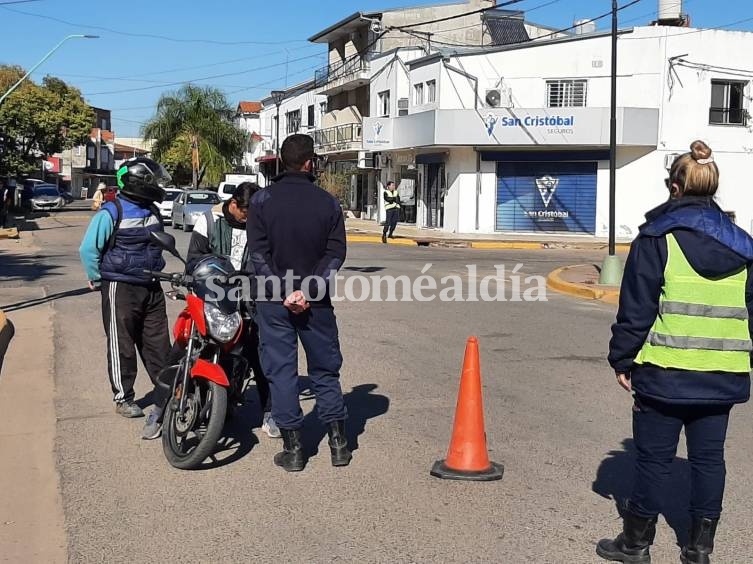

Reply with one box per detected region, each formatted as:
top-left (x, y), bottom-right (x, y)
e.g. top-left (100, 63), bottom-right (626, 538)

top-left (79, 157), bottom-right (172, 419)
top-left (247, 133), bottom-right (350, 472)
top-left (597, 140), bottom-right (753, 564)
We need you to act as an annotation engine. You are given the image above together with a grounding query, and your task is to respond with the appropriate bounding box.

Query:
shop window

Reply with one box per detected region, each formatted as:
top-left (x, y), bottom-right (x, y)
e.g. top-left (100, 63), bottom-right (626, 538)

top-left (546, 79), bottom-right (587, 107)
top-left (427, 80), bottom-right (436, 103)
top-left (710, 80), bottom-right (748, 125)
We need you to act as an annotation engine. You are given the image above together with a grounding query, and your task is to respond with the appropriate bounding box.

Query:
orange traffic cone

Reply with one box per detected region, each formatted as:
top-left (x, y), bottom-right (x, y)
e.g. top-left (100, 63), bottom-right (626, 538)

top-left (431, 336), bottom-right (504, 481)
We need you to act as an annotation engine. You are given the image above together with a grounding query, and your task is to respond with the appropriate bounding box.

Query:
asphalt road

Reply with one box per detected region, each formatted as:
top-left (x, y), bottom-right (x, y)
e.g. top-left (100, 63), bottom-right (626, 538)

top-left (3, 208), bottom-right (753, 563)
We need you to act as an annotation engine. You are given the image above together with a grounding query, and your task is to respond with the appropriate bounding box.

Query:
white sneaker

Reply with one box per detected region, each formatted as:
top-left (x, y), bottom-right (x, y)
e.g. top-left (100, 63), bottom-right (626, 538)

top-left (261, 412), bottom-right (281, 438)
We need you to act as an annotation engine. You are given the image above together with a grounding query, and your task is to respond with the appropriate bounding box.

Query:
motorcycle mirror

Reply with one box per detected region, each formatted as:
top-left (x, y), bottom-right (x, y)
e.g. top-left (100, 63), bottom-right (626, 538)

top-left (150, 232), bottom-right (184, 263)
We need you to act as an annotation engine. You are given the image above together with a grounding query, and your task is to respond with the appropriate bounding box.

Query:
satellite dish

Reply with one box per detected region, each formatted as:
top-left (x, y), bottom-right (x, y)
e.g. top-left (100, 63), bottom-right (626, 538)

top-left (485, 89), bottom-right (501, 107)
top-left (370, 20), bottom-right (383, 34)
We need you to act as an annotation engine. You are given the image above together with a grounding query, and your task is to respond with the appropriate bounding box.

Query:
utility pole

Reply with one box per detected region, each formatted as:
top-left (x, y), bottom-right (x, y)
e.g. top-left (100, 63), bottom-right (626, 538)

top-left (599, 0), bottom-right (623, 285)
top-left (271, 90), bottom-right (285, 177)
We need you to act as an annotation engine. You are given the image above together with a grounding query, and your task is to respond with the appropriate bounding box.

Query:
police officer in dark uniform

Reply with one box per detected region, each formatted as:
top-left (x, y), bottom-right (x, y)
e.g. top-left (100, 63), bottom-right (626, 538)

top-left (79, 157), bottom-right (172, 419)
top-left (247, 134), bottom-right (350, 472)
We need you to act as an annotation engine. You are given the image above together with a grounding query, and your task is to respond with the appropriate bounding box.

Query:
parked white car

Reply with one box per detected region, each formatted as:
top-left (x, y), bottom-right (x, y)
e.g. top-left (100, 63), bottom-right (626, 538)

top-left (156, 188), bottom-right (184, 224)
top-left (217, 181), bottom-right (237, 202)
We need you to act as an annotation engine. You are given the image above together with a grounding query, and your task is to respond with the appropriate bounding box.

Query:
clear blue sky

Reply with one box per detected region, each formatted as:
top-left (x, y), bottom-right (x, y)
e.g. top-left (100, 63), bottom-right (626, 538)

top-left (1, 0), bottom-right (751, 137)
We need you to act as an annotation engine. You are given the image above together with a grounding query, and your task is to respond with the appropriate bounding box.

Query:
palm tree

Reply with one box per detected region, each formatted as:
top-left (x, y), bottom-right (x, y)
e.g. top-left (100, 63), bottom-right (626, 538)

top-left (142, 84), bottom-right (243, 189)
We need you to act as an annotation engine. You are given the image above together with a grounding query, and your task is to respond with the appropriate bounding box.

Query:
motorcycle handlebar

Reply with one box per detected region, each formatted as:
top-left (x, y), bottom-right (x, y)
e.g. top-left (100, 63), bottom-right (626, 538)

top-left (143, 270), bottom-right (186, 285)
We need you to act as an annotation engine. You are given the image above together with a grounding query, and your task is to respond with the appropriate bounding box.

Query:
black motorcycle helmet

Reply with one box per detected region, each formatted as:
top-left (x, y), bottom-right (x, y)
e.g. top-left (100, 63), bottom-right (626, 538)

top-left (190, 255), bottom-right (238, 307)
top-left (116, 157), bottom-right (170, 203)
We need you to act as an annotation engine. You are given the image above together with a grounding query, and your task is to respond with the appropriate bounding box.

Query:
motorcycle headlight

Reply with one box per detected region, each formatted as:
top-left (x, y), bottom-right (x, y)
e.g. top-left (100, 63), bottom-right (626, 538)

top-left (204, 303), bottom-right (241, 343)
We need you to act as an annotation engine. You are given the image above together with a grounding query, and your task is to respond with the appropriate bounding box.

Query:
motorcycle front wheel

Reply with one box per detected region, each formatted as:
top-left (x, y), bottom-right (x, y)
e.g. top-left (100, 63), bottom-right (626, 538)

top-left (162, 378), bottom-right (227, 470)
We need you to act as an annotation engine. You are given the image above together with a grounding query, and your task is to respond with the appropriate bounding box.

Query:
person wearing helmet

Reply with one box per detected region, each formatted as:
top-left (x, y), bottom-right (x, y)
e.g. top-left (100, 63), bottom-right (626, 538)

top-left (141, 182), bottom-right (280, 441)
top-left (79, 157), bottom-right (173, 419)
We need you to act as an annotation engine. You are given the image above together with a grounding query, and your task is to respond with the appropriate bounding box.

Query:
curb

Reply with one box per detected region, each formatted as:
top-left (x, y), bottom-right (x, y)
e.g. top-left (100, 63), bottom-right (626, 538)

top-left (0, 228), bottom-right (19, 240)
top-left (347, 235), bottom-right (417, 246)
top-left (346, 233), bottom-right (633, 251)
top-left (546, 265), bottom-right (621, 302)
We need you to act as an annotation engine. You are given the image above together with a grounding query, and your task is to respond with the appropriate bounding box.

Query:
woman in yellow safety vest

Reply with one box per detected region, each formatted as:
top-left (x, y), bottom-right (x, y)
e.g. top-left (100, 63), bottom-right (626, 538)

top-left (597, 140), bottom-right (753, 564)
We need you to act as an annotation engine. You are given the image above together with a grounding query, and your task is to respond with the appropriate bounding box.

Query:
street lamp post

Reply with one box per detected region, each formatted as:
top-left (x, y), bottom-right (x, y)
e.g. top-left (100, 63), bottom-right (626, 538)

top-left (0, 34), bottom-right (99, 106)
top-left (599, 0), bottom-right (623, 285)
top-left (271, 90), bottom-right (285, 177)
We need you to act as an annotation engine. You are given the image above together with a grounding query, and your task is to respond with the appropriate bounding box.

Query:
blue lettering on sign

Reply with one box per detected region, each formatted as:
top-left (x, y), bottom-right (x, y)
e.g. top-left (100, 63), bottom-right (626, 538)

top-left (499, 116), bottom-right (574, 127)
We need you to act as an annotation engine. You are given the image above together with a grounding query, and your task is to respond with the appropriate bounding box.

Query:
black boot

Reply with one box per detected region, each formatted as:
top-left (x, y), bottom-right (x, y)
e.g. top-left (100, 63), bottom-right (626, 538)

top-left (327, 420), bottom-right (352, 467)
top-left (273, 428), bottom-right (306, 472)
top-left (680, 517), bottom-right (718, 564)
top-left (381, 234), bottom-right (387, 244)
top-left (596, 509), bottom-right (657, 563)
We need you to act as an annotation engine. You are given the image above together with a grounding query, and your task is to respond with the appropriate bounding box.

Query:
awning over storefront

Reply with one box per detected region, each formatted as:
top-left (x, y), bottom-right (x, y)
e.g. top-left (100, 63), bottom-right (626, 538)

top-left (363, 107), bottom-right (659, 151)
top-left (256, 155), bottom-right (279, 163)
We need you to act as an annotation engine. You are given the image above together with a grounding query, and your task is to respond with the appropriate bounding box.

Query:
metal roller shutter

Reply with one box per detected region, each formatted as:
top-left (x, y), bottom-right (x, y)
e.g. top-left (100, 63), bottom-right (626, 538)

top-left (495, 161), bottom-right (597, 234)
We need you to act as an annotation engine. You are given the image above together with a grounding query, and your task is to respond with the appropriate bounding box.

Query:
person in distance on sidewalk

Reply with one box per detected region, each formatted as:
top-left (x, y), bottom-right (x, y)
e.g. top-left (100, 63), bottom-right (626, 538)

top-left (381, 181), bottom-right (400, 244)
top-left (597, 141), bottom-right (753, 564)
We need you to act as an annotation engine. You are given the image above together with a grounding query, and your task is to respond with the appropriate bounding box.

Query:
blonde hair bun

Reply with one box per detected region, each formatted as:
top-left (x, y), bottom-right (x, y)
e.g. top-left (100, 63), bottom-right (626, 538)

top-left (690, 140), bottom-right (713, 164)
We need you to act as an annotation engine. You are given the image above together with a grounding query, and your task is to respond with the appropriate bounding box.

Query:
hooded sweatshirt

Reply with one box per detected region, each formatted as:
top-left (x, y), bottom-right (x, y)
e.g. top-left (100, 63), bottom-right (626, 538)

top-left (608, 196), bottom-right (753, 405)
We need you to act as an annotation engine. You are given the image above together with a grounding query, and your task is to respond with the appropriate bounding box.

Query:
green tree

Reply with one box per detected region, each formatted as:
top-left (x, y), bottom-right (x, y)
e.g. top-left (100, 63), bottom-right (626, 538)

top-left (0, 65), bottom-right (94, 176)
top-left (142, 84), bottom-right (243, 189)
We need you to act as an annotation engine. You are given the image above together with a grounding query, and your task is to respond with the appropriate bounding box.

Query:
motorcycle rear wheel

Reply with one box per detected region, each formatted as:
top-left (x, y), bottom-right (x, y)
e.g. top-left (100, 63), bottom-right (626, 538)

top-left (162, 379), bottom-right (227, 470)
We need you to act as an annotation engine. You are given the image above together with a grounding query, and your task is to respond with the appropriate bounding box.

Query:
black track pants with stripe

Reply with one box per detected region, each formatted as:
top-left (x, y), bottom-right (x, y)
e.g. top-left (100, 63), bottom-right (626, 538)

top-left (101, 280), bottom-right (171, 404)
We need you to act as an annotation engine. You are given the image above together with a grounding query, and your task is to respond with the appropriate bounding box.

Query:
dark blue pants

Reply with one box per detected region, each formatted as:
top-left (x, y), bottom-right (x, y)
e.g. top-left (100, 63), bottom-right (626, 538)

top-left (383, 208), bottom-right (398, 237)
top-left (631, 395), bottom-right (733, 520)
top-left (255, 303), bottom-right (347, 429)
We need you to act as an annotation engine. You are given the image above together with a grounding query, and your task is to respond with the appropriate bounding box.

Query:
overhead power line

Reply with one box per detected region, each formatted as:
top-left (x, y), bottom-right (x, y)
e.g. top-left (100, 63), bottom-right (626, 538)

top-left (426, 0), bottom-right (564, 37)
top-left (59, 43), bottom-right (322, 85)
top-left (83, 52), bottom-right (326, 96)
top-left (0, 5), bottom-right (310, 45)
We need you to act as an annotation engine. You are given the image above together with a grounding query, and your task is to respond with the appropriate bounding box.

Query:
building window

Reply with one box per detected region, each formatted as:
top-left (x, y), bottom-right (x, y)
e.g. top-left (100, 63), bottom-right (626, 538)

top-left (414, 83), bottom-right (424, 105)
top-left (546, 79), bottom-right (587, 107)
top-left (307, 104), bottom-right (315, 128)
top-left (398, 98), bottom-right (409, 116)
top-left (101, 119), bottom-right (107, 130)
top-left (427, 80), bottom-right (436, 103)
top-left (710, 80), bottom-right (748, 125)
top-left (286, 109), bottom-right (301, 134)
top-left (378, 90), bottom-right (390, 117)
top-left (320, 101), bottom-right (327, 116)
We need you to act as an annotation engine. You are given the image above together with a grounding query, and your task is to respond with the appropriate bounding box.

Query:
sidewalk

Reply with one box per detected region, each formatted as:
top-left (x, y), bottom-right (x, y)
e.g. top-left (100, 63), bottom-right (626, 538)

top-left (546, 263), bottom-right (621, 304)
top-left (0, 287), bottom-right (67, 563)
top-left (345, 218), bottom-right (634, 251)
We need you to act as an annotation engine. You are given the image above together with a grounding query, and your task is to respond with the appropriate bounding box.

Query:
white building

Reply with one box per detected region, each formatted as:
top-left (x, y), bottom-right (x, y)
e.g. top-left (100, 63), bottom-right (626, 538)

top-left (257, 80), bottom-right (327, 185)
top-left (363, 22), bottom-right (753, 238)
top-left (235, 102), bottom-right (264, 174)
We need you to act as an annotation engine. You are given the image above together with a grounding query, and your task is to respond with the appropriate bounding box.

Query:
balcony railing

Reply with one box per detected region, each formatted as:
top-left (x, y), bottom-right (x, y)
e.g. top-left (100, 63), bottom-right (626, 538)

top-left (709, 106), bottom-right (748, 126)
top-left (314, 57), bottom-right (370, 89)
top-left (314, 123), bottom-right (362, 152)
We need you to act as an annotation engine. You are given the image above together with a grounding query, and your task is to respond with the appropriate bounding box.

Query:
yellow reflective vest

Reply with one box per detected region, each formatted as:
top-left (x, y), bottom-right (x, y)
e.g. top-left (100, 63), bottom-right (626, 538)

top-left (384, 189), bottom-right (400, 210)
top-left (635, 233), bottom-right (752, 373)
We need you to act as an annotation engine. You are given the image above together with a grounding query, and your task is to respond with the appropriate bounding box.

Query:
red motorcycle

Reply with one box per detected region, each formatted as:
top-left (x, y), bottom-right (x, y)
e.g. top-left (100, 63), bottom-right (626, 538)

top-left (147, 232), bottom-right (251, 469)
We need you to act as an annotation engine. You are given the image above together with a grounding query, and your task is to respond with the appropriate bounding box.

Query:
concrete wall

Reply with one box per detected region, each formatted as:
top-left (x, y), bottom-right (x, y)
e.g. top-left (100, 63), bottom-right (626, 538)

top-left (260, 86), bottom-right (326, 148)
top-left (369, 25), bottom-right (753, 237)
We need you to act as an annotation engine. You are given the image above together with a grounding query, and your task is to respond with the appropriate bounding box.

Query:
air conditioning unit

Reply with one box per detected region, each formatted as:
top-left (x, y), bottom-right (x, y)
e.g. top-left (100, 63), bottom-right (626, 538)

top-left (664, 152), bottom-right (681, 169)
top-left (397, 98), bottom-right (409, 110)
top-left (359, 151), bottom-right (376, 169)
top-left (485, 89), bottom-right (502, 107)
